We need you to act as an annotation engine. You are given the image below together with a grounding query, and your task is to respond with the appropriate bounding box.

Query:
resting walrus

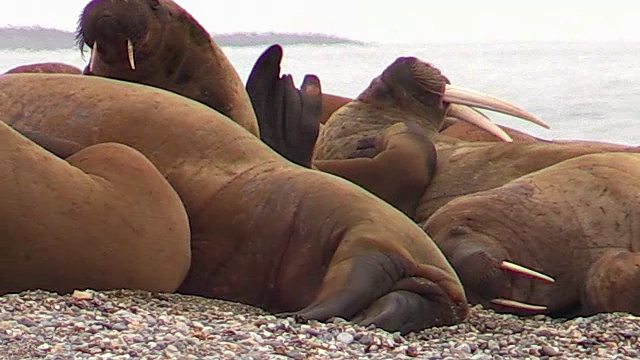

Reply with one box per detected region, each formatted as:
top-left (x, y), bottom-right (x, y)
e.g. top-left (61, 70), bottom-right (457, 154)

top-left (422, 152), bottom-right (640, 316)
top-left (0, 73), bottom-right (467, 334)
top-left (0, 121), bottom-right (191, 296)
top-left (4, 62), bottom-right (83, 75)
top-left (76, 0), bottom-right (259, 136)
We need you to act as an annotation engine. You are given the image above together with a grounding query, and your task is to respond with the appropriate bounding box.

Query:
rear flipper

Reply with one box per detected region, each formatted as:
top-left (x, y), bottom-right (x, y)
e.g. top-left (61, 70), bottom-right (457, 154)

top-left (278, 250), bottom-right (467, 334)
top-left (582, 250), bottom-right (640, 315)
top-left (313, 122), bottom-right (436, 217)
top-left (14, 128), bottom-right (85, 159)
top-left (246, 44), bottom-right (322, 168)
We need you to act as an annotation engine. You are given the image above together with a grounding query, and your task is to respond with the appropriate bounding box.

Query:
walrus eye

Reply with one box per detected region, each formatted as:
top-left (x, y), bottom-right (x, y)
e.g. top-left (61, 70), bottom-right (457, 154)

top-left (149, 0), bottom-right (160, 10)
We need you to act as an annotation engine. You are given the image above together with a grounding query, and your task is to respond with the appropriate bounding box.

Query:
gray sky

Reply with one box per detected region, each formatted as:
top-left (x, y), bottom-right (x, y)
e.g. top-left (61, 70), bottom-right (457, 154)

top-left (1, 1), bottom-right (638, 43)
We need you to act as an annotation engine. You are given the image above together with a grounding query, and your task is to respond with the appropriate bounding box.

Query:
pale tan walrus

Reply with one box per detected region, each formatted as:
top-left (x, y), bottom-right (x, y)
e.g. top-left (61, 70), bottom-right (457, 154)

top-left (0, 121), bottom-right (191, 295)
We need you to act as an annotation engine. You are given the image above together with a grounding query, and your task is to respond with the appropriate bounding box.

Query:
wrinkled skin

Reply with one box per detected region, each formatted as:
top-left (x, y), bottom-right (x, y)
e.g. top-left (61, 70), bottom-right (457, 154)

top-left (76, 0), bottom-right (259, 135)
top-left (0, 73), bottom-right (468, 334)
top-left (423, 153), bottom-right (640, 317)
top-left (311, 57), bottom-right (640, 223)
top-left (0, 121), bottom-right (191, 296)
top-left (4, 62), bottom-right (83, 75)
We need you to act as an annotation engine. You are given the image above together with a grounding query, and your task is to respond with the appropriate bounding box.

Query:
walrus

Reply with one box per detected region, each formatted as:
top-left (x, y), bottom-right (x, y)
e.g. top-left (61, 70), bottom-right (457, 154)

top-left (309, 57), bottom-right (640, 222)
top-left (76, 0), bottom-right (259, 136)
top-left (0, 73), bottom-right (468, 334)
top-left (0, 121), bottom-right (191, 296)
top-left (439, 117), bottom-right (544, 142)
top-left (422, 152), bottom-right (640, 316)
top-left (4, 62), bottom-right (83, 75)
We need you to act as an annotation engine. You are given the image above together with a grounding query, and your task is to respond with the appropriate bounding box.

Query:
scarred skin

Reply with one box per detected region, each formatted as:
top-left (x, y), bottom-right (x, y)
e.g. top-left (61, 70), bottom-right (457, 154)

top-left (422, 153), bottom-right (640, 317)
top-left (0, 73), bottom-right (468, 334)
top-left (76, 0), bottom-right (259, 136)
top-left (0, 121), bottom-right (191, 296)
top-left (310, 57), bottom-right (640, 222)
top-left (4, 62), bottom-right (83, 75)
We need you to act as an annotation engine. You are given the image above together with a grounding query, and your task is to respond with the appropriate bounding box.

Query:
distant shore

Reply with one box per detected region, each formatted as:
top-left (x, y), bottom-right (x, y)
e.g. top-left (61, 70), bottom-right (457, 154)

top-left (0, 27), bottom-right (365, 50)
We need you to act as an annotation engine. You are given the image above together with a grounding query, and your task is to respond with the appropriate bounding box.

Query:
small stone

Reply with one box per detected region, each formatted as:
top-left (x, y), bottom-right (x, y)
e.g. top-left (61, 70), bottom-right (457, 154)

top-left (336, 332), bottom-right (354, 344)
top-left (71, 290), bottom-right (94, 301)
top-left (455, 343), bottom-right (471, 353)
top-left (541, 345), bottom-right (561, 356)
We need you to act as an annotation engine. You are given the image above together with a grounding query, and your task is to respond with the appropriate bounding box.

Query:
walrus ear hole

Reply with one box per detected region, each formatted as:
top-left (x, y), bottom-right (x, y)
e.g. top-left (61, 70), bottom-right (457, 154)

top-left (149, 0), bottom-right (160, 10)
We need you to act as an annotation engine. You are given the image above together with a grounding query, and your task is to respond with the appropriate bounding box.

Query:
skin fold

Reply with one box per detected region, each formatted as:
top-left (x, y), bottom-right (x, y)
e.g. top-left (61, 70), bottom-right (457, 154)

top-left (0, 121), bottom-right (191, 295)
top-left (422, 152), bottom-right (640, 317)
top-left (76, 0), bottom-right (259, 136)
top-left (0, 73), bottom-right (468, 334)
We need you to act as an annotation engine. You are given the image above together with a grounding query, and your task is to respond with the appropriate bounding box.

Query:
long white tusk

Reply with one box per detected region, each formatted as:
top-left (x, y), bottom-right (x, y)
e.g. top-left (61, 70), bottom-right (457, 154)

top-left (89, 42), bottom-right (98, 73)
top-left (127, 39), bottom-right (136, 70)
top-left (446, 104), bottom-right (513, 142)
top-left (491, 298), bottom-right (547, 312)
top-left (443, 84), bottom-right (550, 129)
top-left (501, 261), bottom-right (555, 283)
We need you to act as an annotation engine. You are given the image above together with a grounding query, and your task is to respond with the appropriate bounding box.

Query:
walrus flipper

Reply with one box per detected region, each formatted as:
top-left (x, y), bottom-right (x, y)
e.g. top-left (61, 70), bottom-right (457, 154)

top-left (15, 128), bottom-right (85, 159)
top-left (246, 44), bottom-right (321, 167)
top-left (280, 250), bottom-right (466, 334)
top-left (314, 122), bottom-right (436, 217)
top-left (582, 250), bottom-right (640, 315)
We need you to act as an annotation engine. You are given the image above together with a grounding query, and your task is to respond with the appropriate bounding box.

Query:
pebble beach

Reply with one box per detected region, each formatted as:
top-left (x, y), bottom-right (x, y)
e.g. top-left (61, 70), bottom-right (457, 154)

top-left (0, 289), bottom-right (638, 359)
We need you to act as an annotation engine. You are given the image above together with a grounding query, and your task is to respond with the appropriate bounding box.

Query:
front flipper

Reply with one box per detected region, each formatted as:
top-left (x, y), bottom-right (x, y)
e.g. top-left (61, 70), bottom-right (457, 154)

top-left (582, 250), bottom-right (640, 315)
top-left (14, 128), bottom-right (85, 159)
top-left (314, 122), bottom-right (436, 217)
top-left (246, 44), bottom-right (322, 168)
top-left (279, 250), bottom-right (467, 334)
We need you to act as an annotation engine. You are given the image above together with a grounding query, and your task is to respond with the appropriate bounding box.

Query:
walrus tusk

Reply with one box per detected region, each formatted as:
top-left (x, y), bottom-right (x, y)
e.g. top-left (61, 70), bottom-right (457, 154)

top-left (446, 104), bottom-right (513, 142)
top-left (443, 84), bottom-right (550, 129)
top-left (500, 261), bottom-right (555, 283)
top-left (89, 42), bottom-right (98, 73)
top-left (127, 39), bottom-right (136, 70)
top-left (490, 298), bottom-right (547, 312)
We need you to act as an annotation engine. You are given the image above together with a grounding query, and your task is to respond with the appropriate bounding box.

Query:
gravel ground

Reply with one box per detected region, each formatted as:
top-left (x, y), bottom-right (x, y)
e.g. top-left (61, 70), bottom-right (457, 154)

top-left (0, 289), bottom-right (638, 359)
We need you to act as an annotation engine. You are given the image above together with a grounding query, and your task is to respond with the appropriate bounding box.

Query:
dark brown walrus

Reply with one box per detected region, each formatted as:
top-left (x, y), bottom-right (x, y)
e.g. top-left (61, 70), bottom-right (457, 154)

top-left (0, 120), bottom-right (191, 295)
top-left (422, 152), bottom-right (640, 316)
top-left (76, 0), bottom-right (259, 136)
top-left (4, 62), bottom-right (83, 75)
top-left (0, 73), bottom-right (467, 334)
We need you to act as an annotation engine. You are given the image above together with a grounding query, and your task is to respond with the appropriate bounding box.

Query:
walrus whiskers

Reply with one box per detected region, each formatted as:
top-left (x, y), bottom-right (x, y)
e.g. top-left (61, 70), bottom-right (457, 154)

top-left (126, 39), bottom-right (136, 70)
top-left (446, 104), bottom-right (513, 142)
top-left (89, 42), bottom-right (98, 73)
top-left (501, 261), bottom-right (555, 283)
top-left (491, 298), bottom-right (547, 312)
top-left (443, 84), bottom-right (550, 129)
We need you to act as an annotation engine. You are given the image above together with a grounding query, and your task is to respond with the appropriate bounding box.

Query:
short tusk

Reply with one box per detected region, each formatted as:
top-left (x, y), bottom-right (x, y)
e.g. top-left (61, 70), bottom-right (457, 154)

top-left (89, 42), bottom-right (98, 73)
top-left (127, 39), bottom-right (136, 70)
top-left (443, 84), bottom-right (550, 129)
top-left (501, 261), bottom-right (555, 283)
top-left (446, 104), bottom-right (513, 142)
top-left (491, 298), bottom-right (547, 312)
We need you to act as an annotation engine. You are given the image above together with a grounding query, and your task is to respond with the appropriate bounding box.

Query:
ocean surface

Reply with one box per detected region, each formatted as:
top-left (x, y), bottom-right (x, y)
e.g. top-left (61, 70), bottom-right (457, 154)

top-left (1, 41), bottom-right (639, 144)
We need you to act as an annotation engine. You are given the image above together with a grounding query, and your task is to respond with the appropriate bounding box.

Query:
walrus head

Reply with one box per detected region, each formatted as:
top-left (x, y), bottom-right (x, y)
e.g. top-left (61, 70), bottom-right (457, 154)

top-left (355, 57), bottom-right (549, 142)
top-left (75, 0), bottom-right (261, 136)
top-left (76, 0), bottom-right (174, 72)
top-left (427, 224), bottom-right (555, 315)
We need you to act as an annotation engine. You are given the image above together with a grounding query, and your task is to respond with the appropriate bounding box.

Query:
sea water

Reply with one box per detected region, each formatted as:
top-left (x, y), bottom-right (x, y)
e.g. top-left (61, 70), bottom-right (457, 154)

top-left (1, 41), bottom-right (639, 144)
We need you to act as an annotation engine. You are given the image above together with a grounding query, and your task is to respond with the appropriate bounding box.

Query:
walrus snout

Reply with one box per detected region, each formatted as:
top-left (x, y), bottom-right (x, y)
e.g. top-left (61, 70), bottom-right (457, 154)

top-left (77, 0), bottom-right (151, 50)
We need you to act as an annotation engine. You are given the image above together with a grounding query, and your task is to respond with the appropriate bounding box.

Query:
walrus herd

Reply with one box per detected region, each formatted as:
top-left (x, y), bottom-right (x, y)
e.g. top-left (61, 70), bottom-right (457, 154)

top-left (1, 0), bottom-right (639, 334)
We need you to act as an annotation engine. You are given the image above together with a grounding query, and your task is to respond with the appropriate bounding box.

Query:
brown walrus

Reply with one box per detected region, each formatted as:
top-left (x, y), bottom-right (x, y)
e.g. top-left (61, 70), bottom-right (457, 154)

top-left (76, 0), bottom-right (259, 136)
top-left (422, 152), bottom-right (640, 316)
top-left (0, 73), bottom-right (468, 334)
top-left (0, 121), bottom-right (191, 295)
top-left (309, 57), bottom-right (640, 223)
top-left (4, 62), bottom-right (83, 75)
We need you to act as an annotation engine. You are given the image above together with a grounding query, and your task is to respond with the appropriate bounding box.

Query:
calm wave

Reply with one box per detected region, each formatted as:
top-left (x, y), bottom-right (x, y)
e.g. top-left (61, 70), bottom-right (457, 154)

top-left (2, 42), bottom-right (639, 144)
